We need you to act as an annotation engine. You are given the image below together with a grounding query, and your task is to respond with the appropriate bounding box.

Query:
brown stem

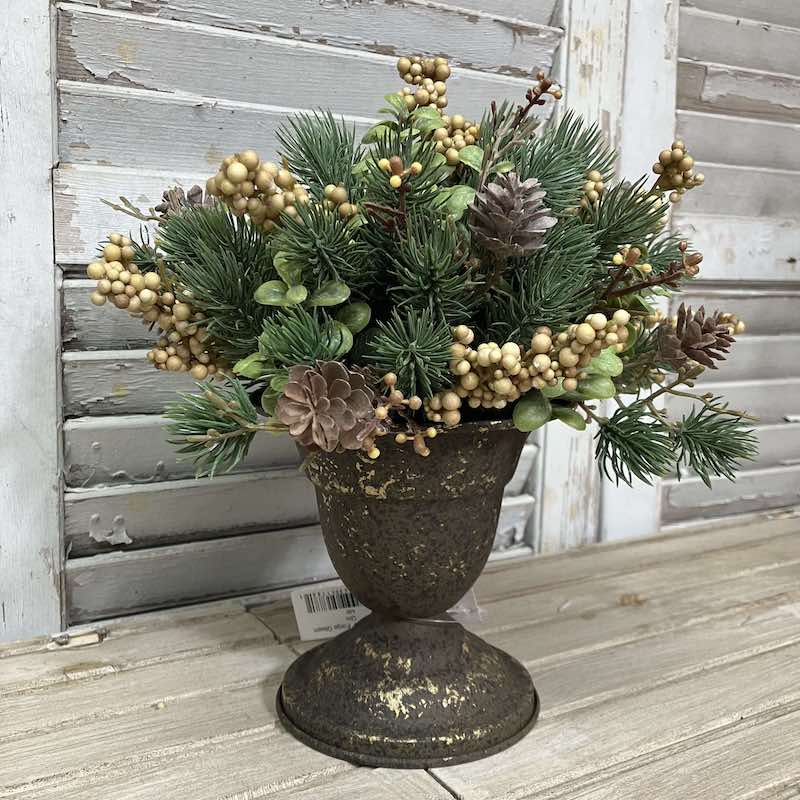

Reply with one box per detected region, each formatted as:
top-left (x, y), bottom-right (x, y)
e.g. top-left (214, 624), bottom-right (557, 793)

top-left (606, 265), bottom-right (683, 299)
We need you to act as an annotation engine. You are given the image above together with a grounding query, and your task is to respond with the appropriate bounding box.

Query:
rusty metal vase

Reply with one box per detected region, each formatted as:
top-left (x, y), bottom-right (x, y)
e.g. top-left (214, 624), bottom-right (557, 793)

top-left (276, 419), bottom-right (540, 768)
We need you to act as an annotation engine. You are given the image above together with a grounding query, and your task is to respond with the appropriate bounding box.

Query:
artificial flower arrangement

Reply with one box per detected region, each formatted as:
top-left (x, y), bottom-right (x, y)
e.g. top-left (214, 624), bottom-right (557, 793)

top-left (84, 56), bottom-right (757, 767)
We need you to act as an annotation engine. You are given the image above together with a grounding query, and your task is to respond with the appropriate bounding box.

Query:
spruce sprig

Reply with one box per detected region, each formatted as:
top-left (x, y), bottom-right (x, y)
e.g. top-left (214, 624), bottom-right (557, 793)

top-left (673, 403), bottom-right (758, 486)
top-left (166, 378), bottom-right (272, 478)
top-left (277, 110), bottom-right (364, 199)
top-left (387, 214), bottom-right (477, 324)
top-left (595, 401), bottom-right (676, 485)
top-left (362, 308), bottom-right (452, 398)
top-left (157, 203), bottom-right (276, 361)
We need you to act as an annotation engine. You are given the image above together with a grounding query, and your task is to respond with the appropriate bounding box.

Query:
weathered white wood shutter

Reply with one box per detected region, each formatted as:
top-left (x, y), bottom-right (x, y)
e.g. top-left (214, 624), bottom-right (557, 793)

top-left (49, 0), bottom-right (571, 627)
top-left (661, 0), bottom-right (800, 524)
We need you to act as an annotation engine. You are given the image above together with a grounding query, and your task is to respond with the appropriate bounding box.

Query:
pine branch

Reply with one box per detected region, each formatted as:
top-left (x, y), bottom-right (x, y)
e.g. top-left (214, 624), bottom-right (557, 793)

top-left (672, 402), bottom-right (758, 487)
top-left (277, 110), bottom-right (364, 198)
top-left (362, 308), bottom-right (452, 398)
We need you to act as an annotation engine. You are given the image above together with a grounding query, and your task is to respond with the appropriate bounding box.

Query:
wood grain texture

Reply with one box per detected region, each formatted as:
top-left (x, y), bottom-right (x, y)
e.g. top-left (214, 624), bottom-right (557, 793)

top-left (679, 6), bottom-right (800, 76)
top-left (744, 424), bottom-right (800, 470)
top-left (57, 5), bottom-right (554, 108)
top-left (64, 468), bottom-right (317, 555)
top-left (681, 0), bottom-right (800, 28)
top-left (672, 214), bottom-right (800, 282)
top-left (0, 0), bottom-right (64, 642)
top-left (679, 163), bottom-right (800, 218)
top-left (671, 286), bottom-right (800, 333)
top-left (60, 0), bottom-right (562, 78)
top-left (662, 464), bottom-right (800, 522)
top-left (694, 334), bottom-right (800, 382)
top-left (677, 59), bottom-right (800, 123)
top-left (664, 378), bottom-right (800, 424)
top-left (63, 349), bottom-right (194, 416)
top-left (676, 109), bottom-right (800, 170)
top-left (64, 413), bottom-right (299, 487)
top-left (65, 525), bottom-right (335, 621)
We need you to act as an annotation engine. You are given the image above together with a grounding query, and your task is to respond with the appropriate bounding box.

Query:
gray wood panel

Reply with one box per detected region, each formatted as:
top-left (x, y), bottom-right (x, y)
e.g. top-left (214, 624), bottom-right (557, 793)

top-left (662, 465), bottom-right (800, 523)
top-left (676, 110), bottom-right (800, 171)
top-left (672, 286), bottom-right (800, 334)
top-left (64, 468), bottom-right (318, 555)
top-left (681, 0), bottom-right (800, 28)
top-left (671, 214), bottom-right (800, 283)
top-left (678, 163), bottom-right (800, 219)
top-left (63, 349), bottom-right (194, 417)
top-left (64, 414), bottom-right (299, 487)
top-left (679, 6), bottom-right (800, 76)
top-left (678, 59), bottom-right (800, 123)
top-left (60, 1), bottom-right (561, 78)
top-left (692, 335), bottom-right (800, 382)
top-left (65, 525), bottom-right (334, 622)
top-left (57, 6), bottom-right (555, 108)
top-left (664, 378), bottom-right (800, 424)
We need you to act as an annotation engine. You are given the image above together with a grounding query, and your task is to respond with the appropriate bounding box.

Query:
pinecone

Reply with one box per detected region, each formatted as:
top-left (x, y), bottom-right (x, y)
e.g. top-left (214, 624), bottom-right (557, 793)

top-left (468, 173), bottom-right (557, 258)
top-left (658, 304), bottom-right (735, 369)
top-left (276, 361), bottom-right (380, 452)
top-left (154, 185), bottom-right (211, 221)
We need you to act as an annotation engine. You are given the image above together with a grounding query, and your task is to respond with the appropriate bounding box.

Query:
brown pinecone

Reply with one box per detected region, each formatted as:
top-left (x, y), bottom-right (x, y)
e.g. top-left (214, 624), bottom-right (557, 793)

top-left (154, 185), bottom-right (212, 221)
top-left (276, 361), bottom-right (380, 452)
top-left (658, 304), bottom-right (735, 369)
top-left (468, 173), bottom-right (557, 258)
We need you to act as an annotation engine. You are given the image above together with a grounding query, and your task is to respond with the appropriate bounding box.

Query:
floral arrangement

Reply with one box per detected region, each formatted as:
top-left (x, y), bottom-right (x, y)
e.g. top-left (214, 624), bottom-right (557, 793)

top-left (85, 56), bottom-right (757, 485)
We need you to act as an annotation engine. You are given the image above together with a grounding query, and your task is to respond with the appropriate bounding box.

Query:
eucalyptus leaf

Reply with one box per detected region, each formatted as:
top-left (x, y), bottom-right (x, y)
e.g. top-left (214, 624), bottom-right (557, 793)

top-left (411, 106), bottom-right (446, 133)
top-left (541, 380), bottom-right (566, 398)
top-left (325, 320), bottom-right (354, 359)
top-left (273, 252), bottom-right (302, 287)
top-left (585, 348), bottom-right (624, 377)
top-left (493, 160), bottom-right (515, 174)
top-left (383, 93), bottom-right (406, 113)
top-left (270, 373), bottom-right (289, 392)
top-left (308, 280), bottom-right (351, 307)
top-left (335, 302), bottom-right (372, 333)
top-left (576, 374), bottom-right (616, 400)
top-left (361, 122), bottom-right (394, 144)
top-left (233, 352), bottom-right (266, 379)
top-left (458, 145), bottom-right (485, 172)
top-left (285, 285), bottom-right (309, 305)
top-left (254, 279), bottom-right (290, 306)
top-left (436, 185), bottom-right (476, 220)
top-left (512, 391), bottom-right (552, 432)
top-left (551, 405), bottom-right (587, 431)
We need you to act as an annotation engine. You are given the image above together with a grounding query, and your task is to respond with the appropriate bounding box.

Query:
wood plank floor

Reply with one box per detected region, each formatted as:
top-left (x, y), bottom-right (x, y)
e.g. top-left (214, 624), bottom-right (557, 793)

top-left (1, 513), bottom-right (798, 798)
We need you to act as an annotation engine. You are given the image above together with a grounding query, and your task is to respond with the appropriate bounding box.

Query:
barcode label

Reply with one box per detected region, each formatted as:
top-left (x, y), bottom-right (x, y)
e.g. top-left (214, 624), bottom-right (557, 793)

top-left (291, 580), bottom-right (370, 641)
top-left (303, 588), bottom-right (360, 614)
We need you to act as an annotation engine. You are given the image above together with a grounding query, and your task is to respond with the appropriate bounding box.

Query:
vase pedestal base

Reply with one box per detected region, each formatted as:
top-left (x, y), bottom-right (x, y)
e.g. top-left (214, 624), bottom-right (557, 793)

top-left (276, 612), bottom-right (539, 768)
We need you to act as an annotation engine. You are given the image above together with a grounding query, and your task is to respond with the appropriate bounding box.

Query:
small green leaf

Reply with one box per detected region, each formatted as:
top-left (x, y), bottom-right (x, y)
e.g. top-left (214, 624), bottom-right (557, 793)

top-left (326, 320), bottom-right (354, 359)
top-left (411, 106), bottom-right (446, 133)
top-left (493, 160), bottom-right (515, 174)
top-left (436, 185), bottom-right (476, 220)
top-left (586, 348), bottom-right (624, 377)
top-left (622, 322), bottom-right (638, 352)
top-left (285, 285), bottom-right (309, 305)
top-left (254, 279), bottom-right (290, 306)
top-left (551, 405), bottom-right (587, 431)
top-left (541, 380), bottom-right (566, 398)
top-left (273, 252), bottom-right (302, 287)
top-left (458, 145), bottom-right (485, 172)
top-left (576, 375), bottom-right (616, 400)
top-left (233, 352), bottom-right (266, 379)
top-left (335, 302), bottom-right (372, 333)
top-left (513, 391), bottom-right (552, 432)
top-left (270, 373), bottom-right (289, 392)
top-left (361, 122), bottom-right (394, 144)
top-left (351, 158), bottom-right (370, 175)
top-left (383, 93), bottom-right (406, 113)
top-left (308, 280), bottom-right (351, 307)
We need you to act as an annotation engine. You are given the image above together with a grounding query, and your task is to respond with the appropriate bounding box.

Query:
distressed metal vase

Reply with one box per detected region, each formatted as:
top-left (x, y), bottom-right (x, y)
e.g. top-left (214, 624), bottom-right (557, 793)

top-left (276, 419), bottom-right (540, 768)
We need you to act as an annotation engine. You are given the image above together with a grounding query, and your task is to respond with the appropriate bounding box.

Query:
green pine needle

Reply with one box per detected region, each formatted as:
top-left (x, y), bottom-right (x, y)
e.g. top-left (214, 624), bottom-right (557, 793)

top-left (362, 308), bottom-right (452, 398)
top-left (277, 110), bottom-right (364, 198)
top-left (595, 401), bottom-right (676, 485)
top-left (166, 378), bottom-right (261, 478)
top-left (673, 403), bottom-right (758, 487)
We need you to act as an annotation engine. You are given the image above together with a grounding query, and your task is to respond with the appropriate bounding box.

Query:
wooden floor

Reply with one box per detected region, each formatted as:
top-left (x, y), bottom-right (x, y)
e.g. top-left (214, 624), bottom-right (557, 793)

top-left (1, 513), bottom-right (799, 799)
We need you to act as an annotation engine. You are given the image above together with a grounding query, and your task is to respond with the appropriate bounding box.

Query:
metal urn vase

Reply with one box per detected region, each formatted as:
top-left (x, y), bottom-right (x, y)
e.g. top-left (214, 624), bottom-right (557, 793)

top-left (276, 419), bottom-right (540, 768)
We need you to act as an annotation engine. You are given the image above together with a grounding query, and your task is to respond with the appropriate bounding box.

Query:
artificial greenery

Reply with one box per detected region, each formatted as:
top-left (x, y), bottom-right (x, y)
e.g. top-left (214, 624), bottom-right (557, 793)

top-left (86, 54), bottom-right (757, 483)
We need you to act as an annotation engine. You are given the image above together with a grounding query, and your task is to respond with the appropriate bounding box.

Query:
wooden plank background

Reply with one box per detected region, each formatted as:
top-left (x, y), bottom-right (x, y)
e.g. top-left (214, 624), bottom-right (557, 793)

top-left (664, 0), bottom-right (800, 524)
